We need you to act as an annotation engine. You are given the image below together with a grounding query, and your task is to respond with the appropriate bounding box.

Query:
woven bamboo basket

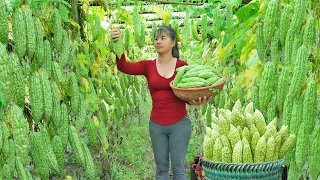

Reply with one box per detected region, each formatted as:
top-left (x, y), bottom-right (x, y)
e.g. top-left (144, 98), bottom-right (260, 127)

top-left (200, 157), bottom-right (285, 180)
top-left (169, 76), bottom-right (226, 102)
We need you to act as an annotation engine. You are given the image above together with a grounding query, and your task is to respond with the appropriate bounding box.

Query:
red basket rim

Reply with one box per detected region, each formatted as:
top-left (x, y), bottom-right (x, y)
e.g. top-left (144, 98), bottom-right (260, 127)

top-left (170, 75), bottom-right (226, 91)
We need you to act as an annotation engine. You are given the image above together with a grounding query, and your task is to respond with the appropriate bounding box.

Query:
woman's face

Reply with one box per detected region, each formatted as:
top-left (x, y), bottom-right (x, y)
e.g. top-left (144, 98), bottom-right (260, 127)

top-left (154, 32), bottom-right (175, 55)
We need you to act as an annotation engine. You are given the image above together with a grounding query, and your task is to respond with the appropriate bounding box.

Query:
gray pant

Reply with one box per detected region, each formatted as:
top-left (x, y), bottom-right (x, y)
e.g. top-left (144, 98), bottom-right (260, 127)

top-left (149, 116), bottom-right (192, 180)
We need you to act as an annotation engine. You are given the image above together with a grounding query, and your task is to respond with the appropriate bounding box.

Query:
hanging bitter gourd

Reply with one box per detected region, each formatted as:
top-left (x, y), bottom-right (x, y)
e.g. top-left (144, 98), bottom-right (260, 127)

top-left (52, 61), bottom-right (65, 84)
top-left (276, 67), bottom-right (290, 113)
top-left (206, 105), bottom-right (213, 127)
top-left (2, 164), bottom-right (12, 180)
top-left (291, 31), bottom-right (303, 65)
top-left (138, 23), bottom-right (145, 49)
top-left (59, 29), bottom-right (70, 67)
top-left (309, 125), bottom-right (320, 180)
top-left (258, 61), bottom-right (275, 111)
top-left (271, 28), bottom-right (280, 66)
top-left (289, 0), bottom-right (307, 34)
top-left (1, 123), bottom-right (9, 159)
top-left (40, 71), bottom-right (53, 121)
top-left (200, 14), bottom-right (208, 41)
top-left (30, 132), bottom-right (49, 180)
top-left (12, 8), bottom-right (26, 59)
top-left (86, 116), bottom-right (99, 150)
top-left (58, 103), bottom-right (69, 149)
top-left (10, 53), bottom-right (25, 107)
top-left (5, 139), bottom-right (16, 175)
top-left (52, 135), bottom-right (65, 172)
top-left (53, 9), bottom-right (63, 51)
top-left (43, 40), bottom-right (53, 75)
top-left (303, 15), bottom-right (316, 50)
top-left (39, 125), bottom-right (60, 173)
top-left (279, 5), bottom-right (292, 46)
top-left (15, 157), bottom-right (28, 180)
top-left (81, 140), bottom-right (97, 179)
top-left (302, 80), bottom-right (317, 135)
top-left (0, 45), bottom-right (11, 104)
top-left (283, 29), bottom-right (295, 66)
top-left (34, 17), bottom-right (44, 63)
top-left (24, 7), bottom-right (36, 58)
top-left (289, 96), bottom-right (303, 135)
top-left (151, 22), bottom-right (157, 42)
top-left (212, 7), bottom-right (222, 38)
top-left (255, 23), bottom-right (266, 62)
top-left (0, 1), bottom-right (8, 44)
top-left (191, 20), bottom-right (202, 41)
top-left (282, 94), bottom-right (293, 127)
top-left (266, 93), bottom-right (277, 123)
top-left (226, 2), bottom-right (233, 32)
top-left (181, 9), bottom-right (190, 47)
top-left (295, 122), bottom-right (307, 171)
top-left (69, 125), bottom-right (85, 166)
top-left (262, 0), bottom-right (279, 44)
top-left (30, 72), bottom-right (43, 124)
top-left (9, 104), bottom-right (29, 166)
top-left (133, 6), bottom-right (141, 46)
top-left (76, 94), bottom-right (87, 130)
top-left (288, 45), bottom-right (308, 98)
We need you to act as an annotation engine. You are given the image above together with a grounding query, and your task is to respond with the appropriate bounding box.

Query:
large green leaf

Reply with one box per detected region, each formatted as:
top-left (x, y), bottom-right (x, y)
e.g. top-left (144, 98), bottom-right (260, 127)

top-left (236, 2), bottom-right (259, 23)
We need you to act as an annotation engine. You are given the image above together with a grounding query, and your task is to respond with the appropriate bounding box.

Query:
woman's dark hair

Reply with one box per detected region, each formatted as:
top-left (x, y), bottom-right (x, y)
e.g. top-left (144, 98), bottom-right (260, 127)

top-left (155, 25), bottom-right (179, 58)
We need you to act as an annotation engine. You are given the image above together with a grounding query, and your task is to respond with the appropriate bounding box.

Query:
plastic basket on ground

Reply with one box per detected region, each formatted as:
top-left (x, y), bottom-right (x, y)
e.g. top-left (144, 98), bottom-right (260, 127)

top-left (200, 157), bottom-right (285, 180)
top-left (169, 76), bottom-right (226, 102)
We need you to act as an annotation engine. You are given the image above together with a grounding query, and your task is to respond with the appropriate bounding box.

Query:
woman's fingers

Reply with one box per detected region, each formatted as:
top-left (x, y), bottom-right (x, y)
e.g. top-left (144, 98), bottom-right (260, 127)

top-left (190, 95), bottom-right (213, 105)
top-left (111, 29), bottom-right (120, 41)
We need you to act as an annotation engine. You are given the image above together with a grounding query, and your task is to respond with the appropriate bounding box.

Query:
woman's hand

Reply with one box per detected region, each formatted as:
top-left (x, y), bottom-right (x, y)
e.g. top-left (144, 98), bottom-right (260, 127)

top-left (111, 28), bottom-right (121, 42)
top-left (188, 96), bottom-right (213, 105)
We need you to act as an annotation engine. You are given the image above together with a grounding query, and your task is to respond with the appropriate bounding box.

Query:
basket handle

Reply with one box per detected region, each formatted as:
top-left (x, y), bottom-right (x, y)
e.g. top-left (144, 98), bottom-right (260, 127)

top-left (191, 154), bottom-right (206, 180)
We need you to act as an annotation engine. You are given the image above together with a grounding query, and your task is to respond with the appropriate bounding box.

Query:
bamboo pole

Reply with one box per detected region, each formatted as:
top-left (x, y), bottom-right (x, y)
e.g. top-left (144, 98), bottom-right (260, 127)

top-left (88, 0), bottom-right (204, 6)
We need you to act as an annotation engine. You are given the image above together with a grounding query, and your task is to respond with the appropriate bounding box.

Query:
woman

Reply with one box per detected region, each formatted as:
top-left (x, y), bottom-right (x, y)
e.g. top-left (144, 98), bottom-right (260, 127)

top-left (111, 25), bottom-right (212, 180)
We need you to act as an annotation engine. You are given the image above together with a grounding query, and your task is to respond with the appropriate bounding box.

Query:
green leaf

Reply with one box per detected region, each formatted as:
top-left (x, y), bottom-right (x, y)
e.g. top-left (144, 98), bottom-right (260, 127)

top-left (233, 0), bottom-right (242, 8)
top-left (235, 2), bottom-right (259, 23)
top-left (58, 5), bottom-right (69, 22)
top-left (87, 93), bottom-right (99, 112)
top-left (222, 34), bottom-right (233, 47)
top-left (246, 51), bottom-right (259, 67)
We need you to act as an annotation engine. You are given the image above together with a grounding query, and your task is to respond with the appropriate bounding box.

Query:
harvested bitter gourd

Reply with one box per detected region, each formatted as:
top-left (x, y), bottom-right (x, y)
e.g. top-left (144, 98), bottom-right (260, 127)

top-left (202, 100), bottom-right (296, 163)
top-left (173, 64), bottom-right (222, 88)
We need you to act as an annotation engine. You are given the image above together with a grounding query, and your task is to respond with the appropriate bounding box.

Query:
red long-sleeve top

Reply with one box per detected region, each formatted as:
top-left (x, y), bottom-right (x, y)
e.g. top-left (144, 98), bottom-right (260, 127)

top-left (116, 53), bottom-right (188, 126)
